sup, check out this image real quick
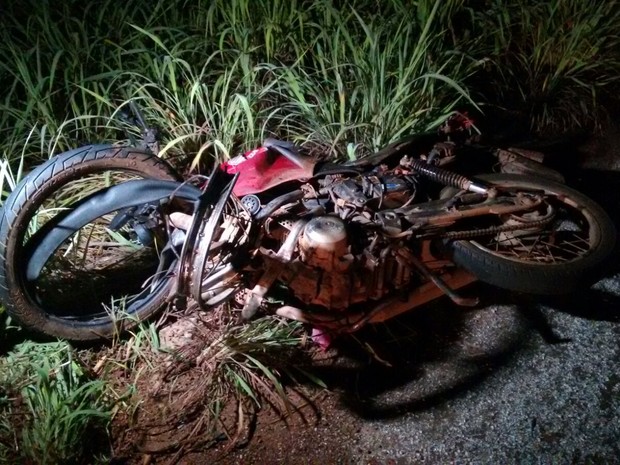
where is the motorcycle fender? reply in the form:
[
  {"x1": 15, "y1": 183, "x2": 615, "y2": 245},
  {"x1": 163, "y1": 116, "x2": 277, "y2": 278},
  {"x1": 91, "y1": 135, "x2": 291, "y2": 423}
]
[
  {"x1": 25, "y1": 180, "x2": 201, "y2": 281},
  {"x1": 496, "y1": 148, "x2": 565, "y2": 183}
]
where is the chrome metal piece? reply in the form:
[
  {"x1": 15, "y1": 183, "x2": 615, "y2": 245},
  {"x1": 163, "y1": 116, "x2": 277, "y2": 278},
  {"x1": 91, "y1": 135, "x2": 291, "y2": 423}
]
[
  {"x1": 466, "y1": 181, "x2": 490, "y2": 195},
  {"x1": 240, "y1": 194, "x2": 261, "y2": 215},
  {"x1": 304, "y1": 216, "x2": 347, "y2": 246},
  {"x1": 299, "y1": 216, "x2": 349, "y2": 272}
]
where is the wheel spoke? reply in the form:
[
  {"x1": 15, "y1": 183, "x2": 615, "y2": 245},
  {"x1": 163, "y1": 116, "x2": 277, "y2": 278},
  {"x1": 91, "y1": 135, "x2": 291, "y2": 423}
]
[{"x1": 480, "y1": 226, "x2": 592, "y2": 263}]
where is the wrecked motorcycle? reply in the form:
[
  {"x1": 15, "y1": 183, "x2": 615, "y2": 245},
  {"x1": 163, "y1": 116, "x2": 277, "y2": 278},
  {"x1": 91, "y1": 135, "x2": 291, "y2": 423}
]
[{"x1": 0, "y1": 125, "x2": 615, "y2": 340}]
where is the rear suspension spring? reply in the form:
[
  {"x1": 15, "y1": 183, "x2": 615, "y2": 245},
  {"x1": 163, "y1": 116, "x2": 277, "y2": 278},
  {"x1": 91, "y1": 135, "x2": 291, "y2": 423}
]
[{"x1": 407, "y1": 158, "x2": 488, "y2": 194}]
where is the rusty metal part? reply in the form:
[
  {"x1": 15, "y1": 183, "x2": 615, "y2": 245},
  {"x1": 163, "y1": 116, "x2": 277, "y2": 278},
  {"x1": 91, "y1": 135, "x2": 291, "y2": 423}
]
[
  {"x1": 282, "y1": 231, "x2": 419, "y2": 310},
  {"x1": 363, "y1": 269, "x2": 477, "y2": 326},
  {"x1": 405, "y1": 193, "x2": 546, "y2": 228},
  {"x1": 439, "y1": 208, "x2": 554, "y2": 240},
  {"x1": 499, "y1": 147, "x2": 545, "y2": 163},
  {"x1": 241, "y1": 219, "x2": 308, "y2": 319},
  {"x1": 332, "y1": 179, "x2": 367, "y2": 206},
  {"x1": 425, "y1": 141, "x2": 456, "y2": 165},
  {"x1": 274, "y1": 268, "x2": 477, "y2": 332},
  {"x1": 280, "y1": 187, "x2": 554, "y2": 314},
  {"x1": 396, "y1": 249, "x2": 478, "y2": 307}
]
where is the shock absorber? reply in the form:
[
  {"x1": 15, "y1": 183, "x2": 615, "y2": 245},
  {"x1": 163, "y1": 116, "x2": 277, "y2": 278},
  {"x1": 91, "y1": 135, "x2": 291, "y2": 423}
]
[{"x1": 402, "y1": 157, "x2": 489, "y2": 194}]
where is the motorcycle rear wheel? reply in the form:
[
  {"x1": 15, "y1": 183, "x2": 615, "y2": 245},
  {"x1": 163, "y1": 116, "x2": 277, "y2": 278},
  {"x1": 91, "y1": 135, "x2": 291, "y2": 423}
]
[
  {"x1": 446, "y1": 174, "x2": 615, "y2": 294},
  {"x1": 0, "y1": 145, "x2": 180, "y2": 340}
]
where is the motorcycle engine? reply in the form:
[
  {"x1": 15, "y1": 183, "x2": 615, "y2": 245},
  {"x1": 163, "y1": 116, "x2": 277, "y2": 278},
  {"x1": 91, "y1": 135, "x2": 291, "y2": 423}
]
[
  {"x1": 280, "y1": 216, "x2": 355, "y2": 309},
  {"x1": 279, "y1": 172, "x2": 419, "y2": 310}
]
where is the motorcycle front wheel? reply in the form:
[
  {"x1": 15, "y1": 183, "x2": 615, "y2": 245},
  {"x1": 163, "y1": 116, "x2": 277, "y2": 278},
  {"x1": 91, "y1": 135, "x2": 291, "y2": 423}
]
[
  {"x1": 0, "y1": 145, "x2": 181, "y2": 340},
  {"x1": 445, "y1": 174, "x2": 615, "y2": 294}
]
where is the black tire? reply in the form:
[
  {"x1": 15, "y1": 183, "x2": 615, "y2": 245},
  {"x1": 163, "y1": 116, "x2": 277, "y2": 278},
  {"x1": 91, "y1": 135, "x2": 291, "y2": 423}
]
[
  {"x1": 446, "y1": 174, "x2": 616, "y2": 294},
  {"x1": 0, "y1": 145, "x2": 180, "y2": 340}
]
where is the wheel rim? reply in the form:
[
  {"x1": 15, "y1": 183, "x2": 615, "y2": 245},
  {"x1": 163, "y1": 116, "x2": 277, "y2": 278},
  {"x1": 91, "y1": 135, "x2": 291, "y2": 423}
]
[{"x1": 468, "y1": 190, "x2": 600, "y2": 265}]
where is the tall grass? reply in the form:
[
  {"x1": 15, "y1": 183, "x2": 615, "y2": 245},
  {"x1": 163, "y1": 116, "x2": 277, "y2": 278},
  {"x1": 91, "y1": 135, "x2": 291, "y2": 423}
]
[
  {"x1": 0, "y1": 0, "x2": 476, "y2": 170},
  {"x1": 271, "y1": 0, "x2": 476, "y2": 158},
  {"x1": 466, "y1": 0, "x2": 620, "y2": 134},
  {"x1": 2, "y1": 0, "x2": 619, "y2": 172},
  {"x1": 0, "y1": 342, "x2": 112, "y2": 464}
]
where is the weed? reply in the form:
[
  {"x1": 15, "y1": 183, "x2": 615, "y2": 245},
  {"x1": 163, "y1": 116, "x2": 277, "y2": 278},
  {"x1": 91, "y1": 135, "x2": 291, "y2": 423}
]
[
  {"x1": 0, "y1": 341, "x2": 112, "y2": 464},
  {"x1": 466, "y1": 0, "x2": 620, "y2": 134},
  {"x1": 0, "y1": 0, "x2": 477, "y2": 172}
]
